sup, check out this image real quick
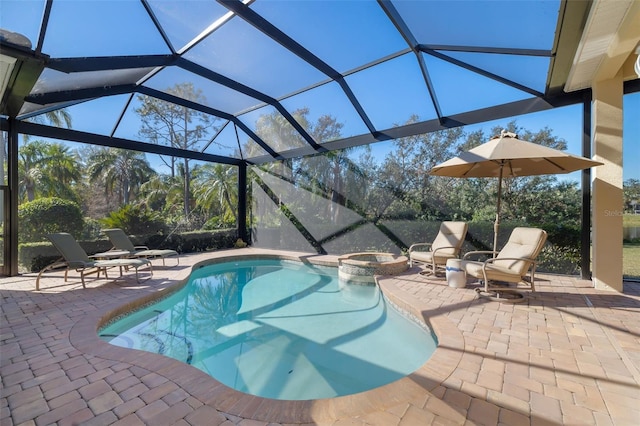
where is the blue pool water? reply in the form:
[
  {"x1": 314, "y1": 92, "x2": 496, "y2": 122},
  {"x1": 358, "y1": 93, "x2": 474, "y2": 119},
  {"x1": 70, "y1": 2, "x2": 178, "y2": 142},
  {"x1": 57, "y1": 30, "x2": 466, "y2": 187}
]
[{"x1": 100, "y1": 259, "x2": 437, "y2": 400}]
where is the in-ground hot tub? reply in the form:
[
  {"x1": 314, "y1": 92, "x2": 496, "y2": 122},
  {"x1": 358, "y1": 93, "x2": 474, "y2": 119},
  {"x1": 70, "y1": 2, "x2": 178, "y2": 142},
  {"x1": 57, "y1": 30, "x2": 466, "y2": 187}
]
[{"x1": 338, "y1": 252, "x2": 409, "y2": 284}]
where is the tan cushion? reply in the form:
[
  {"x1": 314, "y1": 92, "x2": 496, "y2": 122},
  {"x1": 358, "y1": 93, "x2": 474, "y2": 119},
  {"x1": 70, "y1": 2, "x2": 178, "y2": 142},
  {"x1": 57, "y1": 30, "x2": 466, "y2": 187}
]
[
  {"x1": 462, "y1": 227, "x2": 547, "y2": 282},
  {"x1": 411, "y1": 250, "x2": 456, "y2": 265},
  {"x1": 462, "y1": 260, "x2": 523, "y2": 283},
  {"x1": 496, "y1": 227, "x2": 547, "y2": 275},
  {"x1": 431, "y1": 221, "x2": 468, "y2": 256}
]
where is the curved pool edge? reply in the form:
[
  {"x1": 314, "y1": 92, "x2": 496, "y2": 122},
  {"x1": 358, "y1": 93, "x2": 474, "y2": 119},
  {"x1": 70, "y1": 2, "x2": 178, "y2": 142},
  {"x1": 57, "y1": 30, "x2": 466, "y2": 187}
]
[{"x1": 69, "y1": 250, "x2": 464, "y2": 424}]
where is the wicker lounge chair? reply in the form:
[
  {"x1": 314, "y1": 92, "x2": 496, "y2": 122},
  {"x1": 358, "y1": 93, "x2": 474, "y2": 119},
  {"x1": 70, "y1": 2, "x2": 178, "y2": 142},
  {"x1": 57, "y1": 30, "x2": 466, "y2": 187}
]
[
  {"x1": 36, "y1": 233, "x2": 152, "y2": 290},
  {"x1": 408, "y1": 221, "x2": 468, "y2": 276},
  {"x1": 462, "y1": 227, "x2": 547, "y2": 293},
  {"x1": 102, "y1": 228, "x2": 179, "y2": 266}
]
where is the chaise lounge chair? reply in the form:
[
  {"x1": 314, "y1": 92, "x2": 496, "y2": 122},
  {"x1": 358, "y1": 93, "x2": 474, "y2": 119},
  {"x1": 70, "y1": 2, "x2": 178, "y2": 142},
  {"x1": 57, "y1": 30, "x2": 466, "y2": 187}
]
[
  {"x1": 461, "y1": 227, "x2": 547, "y2": 293},
  {"x1": 36, "y1": 233, "x2": 153, "y2": 290},
  {"x1": 102, "y1": 228, "x2": 179, "y2": 266},
  {"x1": 408, "y1": 221, "x2": 468, "y2": 276}
]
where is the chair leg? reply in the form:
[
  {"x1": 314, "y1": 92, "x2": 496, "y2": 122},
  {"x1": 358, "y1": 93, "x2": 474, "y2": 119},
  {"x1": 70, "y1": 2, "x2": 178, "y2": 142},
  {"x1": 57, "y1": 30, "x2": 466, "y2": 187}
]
[
  {"x1": 36, "y1": 268, "x2": 51, "y2": 291},
  {"x1": 161, "y1": 255, "x2": 180, "y2": 267},
  {"x1": 529, "y1": 266, "x2": 536, "y2": 292},
  {"x1": 134, "y1": 262, "x2": 153, "y2": 282},
  {"x1": 35, "y1": 261, "x2": 69, "y2": 291},
  {"x1": 35, "y1": 272, "x2": 44, "y2": 291}
]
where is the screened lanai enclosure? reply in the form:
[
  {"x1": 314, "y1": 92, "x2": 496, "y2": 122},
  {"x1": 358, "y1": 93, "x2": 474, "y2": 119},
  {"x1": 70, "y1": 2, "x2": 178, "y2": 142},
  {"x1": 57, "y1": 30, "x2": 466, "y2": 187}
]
[{"x1": 1, "y1": 1, "x2": 639, "y2": 282}]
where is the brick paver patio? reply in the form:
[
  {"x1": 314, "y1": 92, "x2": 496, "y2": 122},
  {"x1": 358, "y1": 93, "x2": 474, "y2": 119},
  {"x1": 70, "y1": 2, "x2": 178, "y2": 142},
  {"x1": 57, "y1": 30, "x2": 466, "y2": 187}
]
[{"x1": 1, "y1": 248, "x2": 639, "y2": 425}]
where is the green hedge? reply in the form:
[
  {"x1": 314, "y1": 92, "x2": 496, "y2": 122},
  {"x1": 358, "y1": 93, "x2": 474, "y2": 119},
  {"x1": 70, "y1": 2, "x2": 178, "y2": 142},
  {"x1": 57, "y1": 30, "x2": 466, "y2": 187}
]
[
  {"x1": 19, "y1": 239, "x2": 113, "y2": 273},
  {"x1": 254, "y1": 220, "x2": 583, "y2": 275},
  {"x1": 19, "y1": 229, "x2": 238, "y2": 273},
  {"x1": 139, "y1": 229, "x2": 237, "y2": 253},
  {"x1": 18, "y1": 197, "x2": 84, "y2": 243}
]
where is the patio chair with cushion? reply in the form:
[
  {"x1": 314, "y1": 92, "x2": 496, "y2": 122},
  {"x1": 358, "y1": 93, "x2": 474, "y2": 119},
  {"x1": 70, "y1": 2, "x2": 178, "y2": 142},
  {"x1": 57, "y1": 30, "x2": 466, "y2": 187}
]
[
  {"x1": 408, "y1": 221, "x2": 468, "y2": 276},
  {"x1": 102, "y1": 228, "x2": 179, "y2": 266},
  {"x1": 36, "y1": 233, "x2": 152, "y2": 290},
  {"x1": 461, "y1": 227, "x2": 547, "y2": 293}
]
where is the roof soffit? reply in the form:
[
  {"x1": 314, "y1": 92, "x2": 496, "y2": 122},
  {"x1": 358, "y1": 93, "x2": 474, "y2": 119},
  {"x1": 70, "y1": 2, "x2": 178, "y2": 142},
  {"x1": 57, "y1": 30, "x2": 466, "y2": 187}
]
[{"x1": 565, "y1": 0, "x2": 640, "y2": 92}]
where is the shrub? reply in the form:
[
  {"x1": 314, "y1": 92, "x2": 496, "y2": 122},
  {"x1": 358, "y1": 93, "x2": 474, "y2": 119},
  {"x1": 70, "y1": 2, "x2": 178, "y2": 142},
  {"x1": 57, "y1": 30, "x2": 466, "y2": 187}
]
[
  {"x1": 18, "y1": 242, "x2": 61, "y2": 272},
  {"x1": 142, "y1": 229, "x2": 237, "y2": 252},
  {"x1": 203, "y1": 215, "x2": 236, "y2": 230},
  {"x1": 19, "y1": 239, "x2": 114, "y2": 272},
  {"x1": 18, "y1": 197, "x2": 84, "y2": 243},
  {"x1": 80, "y1": 217, "x2": 103, "y2": 240},
  {"x1": 100, "y1": 204, "x2": 167, "y2": 235}
]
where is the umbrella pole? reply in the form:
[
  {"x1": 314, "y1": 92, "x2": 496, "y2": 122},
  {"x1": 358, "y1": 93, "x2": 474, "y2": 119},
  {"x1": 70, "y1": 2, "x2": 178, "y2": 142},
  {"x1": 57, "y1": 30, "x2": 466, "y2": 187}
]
[{"x1": 493, "y1": 164, "x2": 504, "y2": 257}]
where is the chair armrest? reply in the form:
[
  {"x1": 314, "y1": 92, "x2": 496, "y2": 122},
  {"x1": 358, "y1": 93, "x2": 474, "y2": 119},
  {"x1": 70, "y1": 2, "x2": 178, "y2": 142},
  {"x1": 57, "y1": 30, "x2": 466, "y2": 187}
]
[
  {"x1": 409, "y1": 242, "x2": 433, "y2": 253},
  {"x1": 431, "y1": 246, "x2": 460, "y2": 257},
  {"x1": 483, "y1": 256, "x2": 536, "y2": 266},
  {"x1": 475, "y1": 256, "x2": 540, "y2": 292},
  {"x1": 40, "y1": 258, "x2": 67, "y2": 272},
  {"x1": 134, "y1": 245, "x2": 149, "y2": 250},
  {"x1": 463, "y1": 250, "x2": 494, "y2": 260}
]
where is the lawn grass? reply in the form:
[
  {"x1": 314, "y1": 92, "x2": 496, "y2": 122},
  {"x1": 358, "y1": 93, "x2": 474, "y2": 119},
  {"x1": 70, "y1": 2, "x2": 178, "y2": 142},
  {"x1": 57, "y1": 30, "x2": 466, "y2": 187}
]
[
  {"x1": 623, "y1": 244, "x2": 640, "y2": 278},
  {"x1": 622, "y1": 215, "x2": 640, "y2": 278},
  {"x1": 623, "y1": 214, "x2": 640, "y2": 226}
]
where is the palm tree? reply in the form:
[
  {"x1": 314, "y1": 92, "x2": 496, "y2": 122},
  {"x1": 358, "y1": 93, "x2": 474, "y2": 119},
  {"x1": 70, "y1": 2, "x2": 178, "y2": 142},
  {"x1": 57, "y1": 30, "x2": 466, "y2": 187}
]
[
  {"x1": 139, "y1": 174, "x2": 174, "y2": 212},
  {"x1": 17, "y1": 140, "x2": 80, "y2": 202},
  {"x1": 144, "y1": 169, "x2": 191, "y2": 218},
  {"x1": 18, "y1": 140, "x2": 45, "y2": 201},
  {"x1": 2, "y1": 109, "x2": 73, "y2": 186},
  {"x1": 41, "y1": 143, "x2": 81, "y2": 200},
  {"x1": 28, "y1": 109, "x2": 73, "y2": 129},
  {"x1": 87, "y1": 148, "x2": 155, "y2": 206},
  {"x1": 193, "y1": 163, "x2": 238, "y2": 223}
]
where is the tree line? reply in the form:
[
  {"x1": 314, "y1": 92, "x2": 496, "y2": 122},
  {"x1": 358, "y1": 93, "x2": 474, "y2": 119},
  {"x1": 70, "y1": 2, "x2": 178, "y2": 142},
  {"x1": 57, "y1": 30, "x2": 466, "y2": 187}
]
[
  {"x1": 17, "y1": 141, "x2": 238, "y2": 241},
  {"x1": 11, "y1": 82, "x2": 639, "y2": 250}
]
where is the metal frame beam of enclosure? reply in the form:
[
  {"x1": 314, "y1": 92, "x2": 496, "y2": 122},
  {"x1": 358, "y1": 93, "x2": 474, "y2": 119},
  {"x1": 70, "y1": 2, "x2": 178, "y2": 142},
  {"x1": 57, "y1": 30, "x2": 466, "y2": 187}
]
[
  {"x1": 217, "y1": 0, "x2": 377, "y2": 136},
  {"x1": 135, "y1": 86, "x2": 282, "y2": 160},
  {"x1": 581, "y1": 97, "x2": 592, "y2": 281},
  {"x1": 245, "y1": 92, "x2": 593, "y2": 164},
  {"x1": 176, "y1": 58, "x2": 325, "y2": 153},
  {"x1": 378, "y1": 0, "x2": 444, "y2": 123},
  {"x1": 7, "y1": 119, "x2": 19, "y2": 276},
  {"x1": 1, "y1": 185, "x2": 9, "y2": 275},
  {"x1": 13, "y1": 121, "x2": 244, "y2": 166},
  {"x1": 237, "y1": 162, "x2": 247, "y2": 244}
]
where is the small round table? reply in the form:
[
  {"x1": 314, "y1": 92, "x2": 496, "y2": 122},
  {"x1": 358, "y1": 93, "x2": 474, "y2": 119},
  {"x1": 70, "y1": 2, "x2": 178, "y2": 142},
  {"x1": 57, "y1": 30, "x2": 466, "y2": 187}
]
[{"x1": 445, "y1": 259, "x2": 467, "y2": 288}]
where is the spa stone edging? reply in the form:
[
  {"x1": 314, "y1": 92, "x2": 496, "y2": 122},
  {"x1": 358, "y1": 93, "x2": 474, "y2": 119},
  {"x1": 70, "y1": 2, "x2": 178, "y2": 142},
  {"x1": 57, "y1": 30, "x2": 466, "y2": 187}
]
[
  {"x1": 338, "y1": 252, "x2": 409, "y2": 284},
  {"x1": 69, "y1": 251, "x2": 464, "y2": 424}
]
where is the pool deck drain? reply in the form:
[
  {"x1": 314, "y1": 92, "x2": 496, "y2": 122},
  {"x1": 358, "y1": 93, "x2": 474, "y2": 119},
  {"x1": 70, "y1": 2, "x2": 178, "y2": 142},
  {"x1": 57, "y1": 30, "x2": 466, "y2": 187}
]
[{"x1": 2, "y1": 247, "x2": 639, "y2": 425}]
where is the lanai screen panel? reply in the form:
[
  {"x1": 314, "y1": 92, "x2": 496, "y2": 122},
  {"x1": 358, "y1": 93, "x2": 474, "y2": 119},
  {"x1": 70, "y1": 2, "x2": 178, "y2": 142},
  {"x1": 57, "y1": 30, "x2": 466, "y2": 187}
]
[{"x1": 2, "y1": 0, "x2": 563, "y2": 163}]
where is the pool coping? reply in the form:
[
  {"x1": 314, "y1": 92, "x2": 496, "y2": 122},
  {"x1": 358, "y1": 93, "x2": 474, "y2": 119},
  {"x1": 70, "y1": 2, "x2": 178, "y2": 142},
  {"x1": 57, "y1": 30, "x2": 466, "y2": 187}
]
[{"x1": 68, "y1": 252, "x2": 465, "y2": 423}]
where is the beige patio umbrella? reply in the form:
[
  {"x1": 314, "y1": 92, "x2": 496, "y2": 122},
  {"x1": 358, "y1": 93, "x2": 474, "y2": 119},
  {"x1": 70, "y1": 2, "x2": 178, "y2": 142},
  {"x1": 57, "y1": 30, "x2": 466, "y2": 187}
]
[{"x1": 429, "y1": 130, "x2": 603, "y2": 255}]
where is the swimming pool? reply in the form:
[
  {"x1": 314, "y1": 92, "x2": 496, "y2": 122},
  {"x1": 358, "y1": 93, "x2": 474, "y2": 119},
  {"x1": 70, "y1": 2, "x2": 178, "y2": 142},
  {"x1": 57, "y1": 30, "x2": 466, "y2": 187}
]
[{"x1": 99, "y1": 258, "x2": 437, "y2": 400}]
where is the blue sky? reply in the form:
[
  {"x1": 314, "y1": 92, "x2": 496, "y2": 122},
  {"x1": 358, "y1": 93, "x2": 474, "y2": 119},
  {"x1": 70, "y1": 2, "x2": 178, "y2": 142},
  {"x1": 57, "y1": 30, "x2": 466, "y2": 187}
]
[
  {"x1": 367, "y1": 93, "x2": 640, "y2": 182},
  {"x1": 2, "y1": 0, "x2": 638, "y2": 181}
]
